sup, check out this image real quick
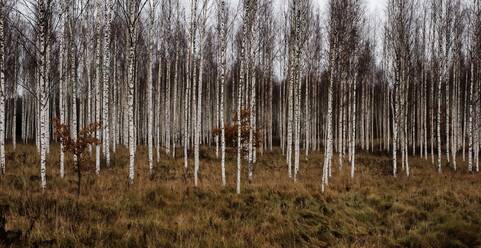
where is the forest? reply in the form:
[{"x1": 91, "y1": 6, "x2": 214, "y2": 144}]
[{"x1": 0, "y1": 0, "x2": 480, "y2": 246}]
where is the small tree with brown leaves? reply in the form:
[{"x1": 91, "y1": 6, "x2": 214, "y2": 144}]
[
  {"x1": 213, "y1": 108, "x2": 261, "y2": 155},
  {"x1": 53, "y1": 118, "x2": 101, "y2": 197}
]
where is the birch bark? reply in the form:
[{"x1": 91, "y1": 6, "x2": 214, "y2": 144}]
[
  {"x1": 95, "y1": 0, "x2": 102, "y2": 174},
  {"x1": 147, "y1": 0, "x2": 155, "y2": 175},
  {"x1": 0, "y1": 0, "x2": 5, "y2": 174},
  {"x1": 102, "y1": 0, "x2": 114, "y2": 167},
  {"x1": 237, "y1": 0, "x2": 251, "y2": 194},
  {"x1": 218, "y1": 0, "x2": 227, "y2": 186},
  {"x1": 127, "y1": 0, "x2": 138, "y2": 184}
]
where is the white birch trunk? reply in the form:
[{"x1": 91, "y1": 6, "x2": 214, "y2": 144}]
[
  {"x1": 194, "y1": 29, "x2": 205, "y2": 187},
  {"x1": 127, "y1": 1, "x2": 137, "y2": 184},
  {"x1": 38, "y1": 0, "x2": 48, "y2": 189},
  {"x1": 95, "y1": 0, "x2": 102, "y2": 175},
  {"x1": 0, "y1": 2, "x2": 5, "y2": 174},
  {"x1": 219, "y1": 0, "x2": 227, "y2": 187},
  {"x1": 147, "y1": 1, "x2": 155, "y2": 175},
  {"x1": 184, "y1": 0, "x2": 197, "y2": 172},
  {"x1": 248, "y1": 57, "x2": 256, "y2": 182},
  {"x1": 468, "y1": 61, "x2": 474, "y2": 172},
  {"x1": 322, "y1": 45, "x2": 335, "y2": 192},
  {"x1": 286, "y1": 55, "x2": 294, "y2": 178},
  {"x1": 437, "y1": 72, "x2": 442, "y2": 173},
  {"x1": 102, "y1": 0, "x2": 113, "y2": 167},
  {"x1": 350, "y1": 72, "x2": 357, "y2": 179},
  {"x1": 237, "y1": 0, "x2": 250, "y2": 194},
  {"x1": 172, "y1": 41, "x2": 179, "y2": 158},
  {"x1": 58, "y1": 6, "x2": 65, "y2": 177},
  {"x1": 393, "y1": 82, "x2": 399, "y2": 177}
]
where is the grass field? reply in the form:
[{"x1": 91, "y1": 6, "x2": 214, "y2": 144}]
[{"x1": 0, "y1": 144, "x2": 480, "y2": 247}]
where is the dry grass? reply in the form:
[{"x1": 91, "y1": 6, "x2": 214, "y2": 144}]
[{"x1": 0, "y1": 144, "x2": 481, "y2": 247}]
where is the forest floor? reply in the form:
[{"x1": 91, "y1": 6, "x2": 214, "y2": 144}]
[{"x1": 0, "y1": 144, "x2": 480, "y2": 247}]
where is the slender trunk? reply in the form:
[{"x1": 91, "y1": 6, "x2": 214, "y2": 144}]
[
  {"x1": 0, "y1": 1, "x2": 5, "y2": 174},
  {"x1": 322, "y1": 45, "x2": 335, "y2": 192},
  {"x1": 147, "y1": 7, "x2": 154, "y2": 175},
  {"x1": 127, "y1": 1, "x2": 137, "y2": 184},
  {"x1": 237, "y1": 0, "x2": 251, "y2": 194},
  {"x1": 468, "y1": 61, "x2": 474, "y2": 172},
  {"x1": 350, "y1": 71, "x2": 357, "y2": 179},
  {"x1": 95, "y1": 0, "x2": 102, "y2": 174},
  {"x1": 38, "y1": 0, "x2": 48, "y2": 189},
  {"x1": 194, "y1": 30, "x2": 205, "y2": 187},
  {"x1": 248, "y1": 54, "x2": 256, "y2": 182},
  {"x1": 437, "y1": 71, "x2": 442, "y2": 173},
  {"x1": 172, "y1": 42, "x2": 179, "y2": 158},
  {"x1": 58, "y1": 3, "x2": 66, "y2": 178},
  {"x1": 102, "y1": 0, "x2": 113, "y2": 167},
  {"x1": 219, "y1": 0, "x2": 227, "y2": 187}
]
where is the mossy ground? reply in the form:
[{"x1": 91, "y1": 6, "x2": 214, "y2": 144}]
[{"x1": 0, "y1": 144, "x2": 480, "y2": 247}]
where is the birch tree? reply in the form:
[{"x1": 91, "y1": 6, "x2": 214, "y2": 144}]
[
  {"x1": 194, "y1": 0, "x2": 209, "y2": 187},
  {"x1": 217, "y1": 0, "x2": 227, "y2": 186},
  {"x1": 184, "y1": 0, "x2": 197, "y2": 173},
  {"x1": 237, "y1": 0, "x2": 255, "y2": 194},
  {"x1": 124, "y1": 0, "x2": 141, "y2": 184},
  {"x1": 322, "y1": 0, "x2": 339, "y2": 192},
  {"x1": 147, "y1": 0, "x2": 156, "y2": 175},
  {"x1": 37, "y1": 0, "x2": 51, "y2": 189},
  {"x1": 102, "y1": 0, "x2": 114, "y2": 167},
  {"x1": 0, "y1": 0, "x2": 5, "y2": 175},
  {"x1": 94, "y1": 0, "x2": 102, "y2": 174}
]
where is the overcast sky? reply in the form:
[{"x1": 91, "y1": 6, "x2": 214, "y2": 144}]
[
  {"x1": 360, "y1": 0, "x2": 387, "y2": 13},
  {"x1": 234, "y1": 0, "x2": 388, "y2": 16},
  {"x1": 310, "y1": 0, "x2": 386, "y2": 14},
  {"x1": 176, "y1": 0, "x2": 389, "y2": 80},
  {"x1": 179, "y1": 0, "x2": 388, "y2": 19}
]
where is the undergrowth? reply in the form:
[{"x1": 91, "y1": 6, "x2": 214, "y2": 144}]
[{"x1": 0, "y1": 144, "x2": 480, "y2": 247}]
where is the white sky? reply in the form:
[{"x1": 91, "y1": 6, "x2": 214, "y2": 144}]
[
  {"x1": 361, "y1": 0, "x2": 387, "y2": 14},
  {"x1": 310, "y1": 0, "x2": 386, "y2": 13},
  {"x1": 176, "y1": 0, "x2": 388, "y2": 79},
  {"x1": 179, "y1": 0, "x2": 388, "y2": 18}
]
